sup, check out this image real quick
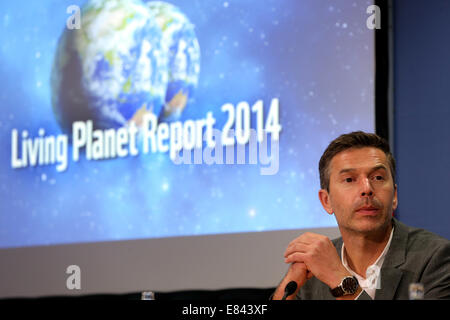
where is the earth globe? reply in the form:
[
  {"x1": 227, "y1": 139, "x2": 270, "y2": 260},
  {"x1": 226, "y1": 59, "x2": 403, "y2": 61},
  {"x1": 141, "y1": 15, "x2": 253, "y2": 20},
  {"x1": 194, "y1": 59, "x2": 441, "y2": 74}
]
[
  {"x1": 51, "y1": 0, "x2": 200, "y2": 134},
  {"x1": 51, "y1": 0, "x2": 168, "y2": 133}
]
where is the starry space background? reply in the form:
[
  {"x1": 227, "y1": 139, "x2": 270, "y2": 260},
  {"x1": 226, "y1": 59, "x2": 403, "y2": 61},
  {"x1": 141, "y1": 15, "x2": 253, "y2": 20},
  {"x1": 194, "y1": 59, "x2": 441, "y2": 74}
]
[{"x1": 0, "y1": 0, "x2": 374, "y2": 248}]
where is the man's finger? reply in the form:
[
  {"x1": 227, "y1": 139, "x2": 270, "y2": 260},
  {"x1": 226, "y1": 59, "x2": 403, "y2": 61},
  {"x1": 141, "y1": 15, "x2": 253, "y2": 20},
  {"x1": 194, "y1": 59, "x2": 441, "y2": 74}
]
[
  {"x1": 284, "y1": 252, "x2": 307, "y2": 264},
  {"x1": 284, "y1": 242, "x2": 309, "y2": 258},
  {"x1": 287, "y1": 232, "x2": 324, "y2": 248}
]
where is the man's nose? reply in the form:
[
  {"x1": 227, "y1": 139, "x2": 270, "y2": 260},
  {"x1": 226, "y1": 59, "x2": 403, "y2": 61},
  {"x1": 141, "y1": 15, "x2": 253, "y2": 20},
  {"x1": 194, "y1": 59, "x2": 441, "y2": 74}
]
[{"x1": 360, "y1": 178, "x2": 374, "y2": 197}]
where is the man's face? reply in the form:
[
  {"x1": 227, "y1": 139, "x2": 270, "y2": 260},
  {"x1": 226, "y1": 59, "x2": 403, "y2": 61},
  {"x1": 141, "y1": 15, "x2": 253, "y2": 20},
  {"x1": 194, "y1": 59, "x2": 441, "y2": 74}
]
[{"x1": 319, "y1": 147, "x2": 398, "y2": 235}]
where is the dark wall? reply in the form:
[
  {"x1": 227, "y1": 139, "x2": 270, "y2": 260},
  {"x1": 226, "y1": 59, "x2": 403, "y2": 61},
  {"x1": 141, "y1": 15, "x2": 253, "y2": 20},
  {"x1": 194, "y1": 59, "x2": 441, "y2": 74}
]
[{"x1": 393, "y1": 0, "x2": 450, "y2": 239}]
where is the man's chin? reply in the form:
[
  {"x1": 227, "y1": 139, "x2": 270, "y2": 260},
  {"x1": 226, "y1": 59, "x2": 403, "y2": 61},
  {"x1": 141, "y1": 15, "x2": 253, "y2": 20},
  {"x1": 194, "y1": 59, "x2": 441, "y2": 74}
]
[{"x1": 350, "y1": 215, "x2": 391, "y2": 235}]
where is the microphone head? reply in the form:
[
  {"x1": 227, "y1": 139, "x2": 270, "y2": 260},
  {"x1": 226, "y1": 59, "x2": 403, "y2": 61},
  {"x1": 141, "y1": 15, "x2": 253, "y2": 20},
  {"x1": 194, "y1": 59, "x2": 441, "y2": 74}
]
[{"x1": 285, "y1": 281, "x2": 298, "y2": 296}]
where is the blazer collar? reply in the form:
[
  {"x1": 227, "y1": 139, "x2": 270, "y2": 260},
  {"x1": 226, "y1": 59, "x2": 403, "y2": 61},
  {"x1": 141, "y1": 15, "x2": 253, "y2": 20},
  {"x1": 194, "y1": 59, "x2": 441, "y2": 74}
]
[
  {"x1": 382, "y1": 217, "x2": 408, "y2": 268},
  {"x1": 374, "y1": 218, "x2": 409, "y2": 299}
]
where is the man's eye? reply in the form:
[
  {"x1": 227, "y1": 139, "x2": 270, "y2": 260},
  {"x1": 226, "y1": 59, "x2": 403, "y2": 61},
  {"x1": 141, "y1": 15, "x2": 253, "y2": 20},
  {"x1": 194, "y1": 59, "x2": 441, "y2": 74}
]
[
  {"x1": 374, "y1": 175, "x2": 384, "y2": 181},
  {"x1": 345, "y1": 178, "x2": 353, "y2": 183}
]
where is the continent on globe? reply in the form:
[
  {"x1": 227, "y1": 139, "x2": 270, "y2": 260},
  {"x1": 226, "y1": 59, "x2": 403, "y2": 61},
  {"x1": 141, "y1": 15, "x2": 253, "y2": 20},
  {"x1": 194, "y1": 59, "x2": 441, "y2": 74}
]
[
  {"x1": 163, "y1": 91, "x2": 188, "y2": 119},
  {"x1": 147, "y1": 1, "x2": 200, "y2": 122}
]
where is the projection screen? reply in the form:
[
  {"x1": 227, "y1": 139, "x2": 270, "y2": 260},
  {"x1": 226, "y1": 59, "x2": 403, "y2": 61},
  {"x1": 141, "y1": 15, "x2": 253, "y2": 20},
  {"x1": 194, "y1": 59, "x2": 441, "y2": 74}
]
[{"x1": 0, "y1": 0, "x2": 375, "y2": 298}]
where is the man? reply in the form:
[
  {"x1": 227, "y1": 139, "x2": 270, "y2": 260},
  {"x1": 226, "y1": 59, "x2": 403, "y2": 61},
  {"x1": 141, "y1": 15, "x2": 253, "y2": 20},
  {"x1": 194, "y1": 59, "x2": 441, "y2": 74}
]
[{"x1": 272, "y1": 131, "x2": 450, "y2": 300}]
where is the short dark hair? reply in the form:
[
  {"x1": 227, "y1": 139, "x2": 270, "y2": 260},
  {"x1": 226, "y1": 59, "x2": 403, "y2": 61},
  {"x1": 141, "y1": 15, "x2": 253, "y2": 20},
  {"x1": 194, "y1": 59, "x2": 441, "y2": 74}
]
[{"x1": 319, "y1": 131, "x2": 396, "y2": 191}]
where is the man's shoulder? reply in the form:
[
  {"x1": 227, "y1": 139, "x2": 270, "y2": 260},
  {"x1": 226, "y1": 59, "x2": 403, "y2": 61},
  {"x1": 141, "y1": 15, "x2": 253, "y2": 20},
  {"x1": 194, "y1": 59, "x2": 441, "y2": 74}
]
[
  {"x1": 392, "y1": 218, "x2": 450, "y2": 299},
  {"x1": 395, "y1": 218, "x2": 450, "y2": 254}
]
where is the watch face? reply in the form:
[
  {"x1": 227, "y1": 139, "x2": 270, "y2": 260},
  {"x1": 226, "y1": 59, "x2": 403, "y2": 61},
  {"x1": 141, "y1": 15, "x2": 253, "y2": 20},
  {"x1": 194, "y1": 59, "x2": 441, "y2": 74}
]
[{"x1": 342, "y1": 277, "x2": 358, "y2": 294}]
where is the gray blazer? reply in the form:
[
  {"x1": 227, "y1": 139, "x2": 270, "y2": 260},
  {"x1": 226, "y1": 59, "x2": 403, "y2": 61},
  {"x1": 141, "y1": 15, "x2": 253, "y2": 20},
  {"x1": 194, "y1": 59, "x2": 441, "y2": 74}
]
[{"x1": 296, "y1": 218, "x2": 450, "y2": 300}]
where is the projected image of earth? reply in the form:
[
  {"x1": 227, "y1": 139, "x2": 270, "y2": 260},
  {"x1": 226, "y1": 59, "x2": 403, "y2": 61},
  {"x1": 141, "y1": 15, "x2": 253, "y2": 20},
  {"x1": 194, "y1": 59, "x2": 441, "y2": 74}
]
[
  {"x1": 52, "y1": 0, "x2": 200, "y2": 132},
  {"x1": 0, "y1": 0, "x2": 375, "y2": 248}
]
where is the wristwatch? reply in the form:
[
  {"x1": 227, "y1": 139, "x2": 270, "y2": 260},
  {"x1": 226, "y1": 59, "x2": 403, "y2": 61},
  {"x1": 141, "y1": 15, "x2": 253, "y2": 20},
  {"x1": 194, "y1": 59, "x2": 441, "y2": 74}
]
[{"x1": 330, "y1": 276, "x2": 359, "y2": 297}]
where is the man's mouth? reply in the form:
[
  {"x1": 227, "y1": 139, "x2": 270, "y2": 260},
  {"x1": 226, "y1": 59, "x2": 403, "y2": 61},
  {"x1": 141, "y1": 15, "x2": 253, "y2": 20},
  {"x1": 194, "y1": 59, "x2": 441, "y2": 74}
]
[{"x1": 355, "y1": 206, "x2": 380, "y2": 216}]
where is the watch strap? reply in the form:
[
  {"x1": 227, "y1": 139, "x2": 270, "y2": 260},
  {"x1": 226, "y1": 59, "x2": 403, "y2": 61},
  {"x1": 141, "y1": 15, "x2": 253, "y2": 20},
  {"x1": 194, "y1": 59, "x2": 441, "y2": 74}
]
[{"x1": 330, "y1": 284, "x2": 345, "y2": 297}]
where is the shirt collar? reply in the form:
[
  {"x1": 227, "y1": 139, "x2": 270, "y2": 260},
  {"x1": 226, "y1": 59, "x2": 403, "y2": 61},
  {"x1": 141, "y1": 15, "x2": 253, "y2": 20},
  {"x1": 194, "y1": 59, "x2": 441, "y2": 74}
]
[{"x1": 341, "y1": 226, "x2": 395, "y2": 277}]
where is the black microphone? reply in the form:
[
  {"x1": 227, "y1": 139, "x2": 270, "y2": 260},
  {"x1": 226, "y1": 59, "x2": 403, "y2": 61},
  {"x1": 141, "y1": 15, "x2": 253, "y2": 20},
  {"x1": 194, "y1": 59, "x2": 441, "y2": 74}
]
[{"x1": 281, "y1": 281, "x2": 298, "y2": 300}]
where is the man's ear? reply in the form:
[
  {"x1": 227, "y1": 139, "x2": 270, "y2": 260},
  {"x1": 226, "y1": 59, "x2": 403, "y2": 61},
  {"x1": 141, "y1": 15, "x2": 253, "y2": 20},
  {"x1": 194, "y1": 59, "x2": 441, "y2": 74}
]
[
  {"x1": 318, "y1": 189, "x2": 334, "y2": 215},
  {"x1": 392, "y1": 184, "x2": 398, "y2": 210}
]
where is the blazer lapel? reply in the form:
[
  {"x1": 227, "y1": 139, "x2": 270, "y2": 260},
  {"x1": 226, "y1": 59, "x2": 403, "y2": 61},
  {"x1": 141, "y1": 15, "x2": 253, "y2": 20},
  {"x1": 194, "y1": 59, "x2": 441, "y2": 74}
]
[
  {"x1": 376, "y1": 267, "x2": 403, "y2": 299},
  {"x1": 374, "y1": 218, "x2": 408, "y2": 300}
]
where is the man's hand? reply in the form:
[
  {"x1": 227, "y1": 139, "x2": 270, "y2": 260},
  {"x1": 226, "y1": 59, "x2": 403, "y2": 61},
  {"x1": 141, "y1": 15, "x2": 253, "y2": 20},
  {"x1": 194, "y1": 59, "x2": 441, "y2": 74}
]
[
  {"x1": 271, "y1": 262, "x2": 309, "y2": 300},
  {"x1": 284, "y1": 232, "x2": 350, "y2": 289}
]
